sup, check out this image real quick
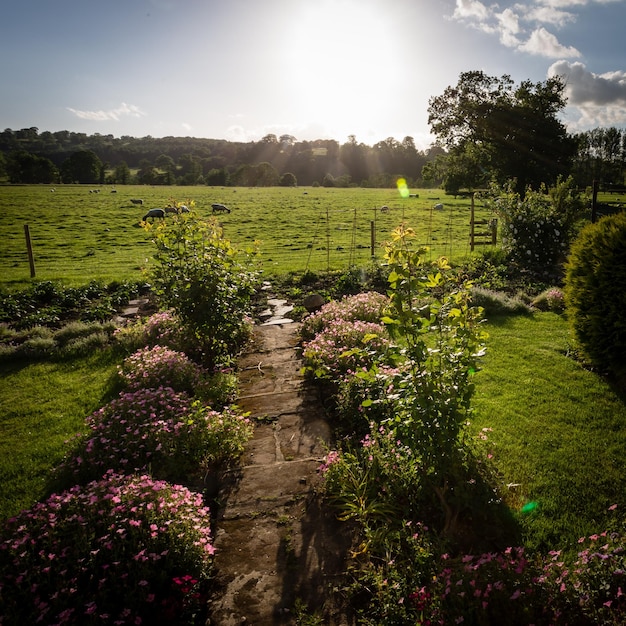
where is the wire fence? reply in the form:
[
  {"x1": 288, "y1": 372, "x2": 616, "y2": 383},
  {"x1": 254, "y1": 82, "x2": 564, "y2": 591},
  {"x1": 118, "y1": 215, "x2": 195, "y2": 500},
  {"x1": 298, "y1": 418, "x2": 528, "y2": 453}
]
[{"x1": 227, "y1": 200, "x2": 497, "y2": 275}]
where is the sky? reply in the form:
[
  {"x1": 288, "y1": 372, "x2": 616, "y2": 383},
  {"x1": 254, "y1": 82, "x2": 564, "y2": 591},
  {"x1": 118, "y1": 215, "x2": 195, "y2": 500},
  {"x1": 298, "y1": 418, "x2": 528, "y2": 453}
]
[{"x1": 1, "y1": 0, "x2": 625, "y2": 149}]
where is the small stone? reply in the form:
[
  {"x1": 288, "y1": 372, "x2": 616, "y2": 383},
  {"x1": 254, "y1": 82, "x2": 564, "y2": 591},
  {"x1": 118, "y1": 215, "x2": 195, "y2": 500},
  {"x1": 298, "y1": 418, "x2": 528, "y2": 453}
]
[{"x1": 303, "y1": 293, "x2": 325, "y2": 312}]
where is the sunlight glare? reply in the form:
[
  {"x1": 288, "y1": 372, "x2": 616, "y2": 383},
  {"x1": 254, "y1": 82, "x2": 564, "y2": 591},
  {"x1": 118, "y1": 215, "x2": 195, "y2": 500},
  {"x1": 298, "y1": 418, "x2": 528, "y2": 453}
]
[{"x1": 281, "y1": 0, "x2": 401, "y2": 137}]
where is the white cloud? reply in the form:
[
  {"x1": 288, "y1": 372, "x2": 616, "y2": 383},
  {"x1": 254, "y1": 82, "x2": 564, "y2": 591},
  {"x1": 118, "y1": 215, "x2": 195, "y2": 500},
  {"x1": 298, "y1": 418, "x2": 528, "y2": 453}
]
[
  {"x1": 496, "y1": 8, "x2": 522, "y2": 47},
  {"x1": 549, "y1": 60, "x2": 626, "y2": 104},
  {"x1": 67, "y1": 102, "x2": 145, "y2": 122},
  {"x1": 451, "y1": 0, "x2": 591, "y2": 58},
  {"x1": 521, "y1": 5, "x2": 577, "y2": 27},
  {"x1": 548, "y1": 60, "x2": 626, "y2": 129},
  {"x1": 453, "y1": 0, "x2": 491, "y2": 21},
  {"x1": 519, "y1": 27, "x2": 581, "y2": 58}
]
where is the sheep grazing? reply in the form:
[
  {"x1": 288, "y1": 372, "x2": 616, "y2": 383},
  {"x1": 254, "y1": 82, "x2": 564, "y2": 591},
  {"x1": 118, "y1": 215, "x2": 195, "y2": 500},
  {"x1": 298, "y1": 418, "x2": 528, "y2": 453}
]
[
  {"x1": 380, "y1": 205, "x2": 389, "y2": 213},
  {"x1": 433, "y1": 203, "x2": 444, "y2": 210},
  {"x1": 164, "y1": 205, "x2": 190, "y2": 215},
  {"x1": 211, "y1": 203, "x2": 231, "y2": 214},
  {"x1": 130, "y1": 198, "x2": 144, "y2": 205},
  {"x1": 143, "y1": 208, "x2": 165, "y2": 222}
]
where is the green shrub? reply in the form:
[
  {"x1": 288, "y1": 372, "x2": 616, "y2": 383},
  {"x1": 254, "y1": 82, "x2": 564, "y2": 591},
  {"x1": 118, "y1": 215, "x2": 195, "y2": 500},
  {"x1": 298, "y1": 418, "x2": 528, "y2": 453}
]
[
  {"x1": 145, "y1": 215, "x2": 259, "y2": 369},
  {"x1": 485, "y1": 177, "x2": 587, "y2": 278},
  {"x1": 564, "y1": 212, "x2": 626, "y2": 384}
]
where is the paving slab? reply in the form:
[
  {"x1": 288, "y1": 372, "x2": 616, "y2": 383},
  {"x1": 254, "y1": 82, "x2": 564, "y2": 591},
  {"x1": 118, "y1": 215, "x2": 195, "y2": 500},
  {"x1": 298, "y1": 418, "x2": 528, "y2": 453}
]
[{"x1": 208, "y1": 321, "x2": 351, "y2": 625}]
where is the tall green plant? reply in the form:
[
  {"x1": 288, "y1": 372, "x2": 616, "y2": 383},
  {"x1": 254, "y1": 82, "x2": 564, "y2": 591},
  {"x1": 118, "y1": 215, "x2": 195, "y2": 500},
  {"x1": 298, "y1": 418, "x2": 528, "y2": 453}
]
[
  {"x1": 144, "y1": 214, "x2": 259, "y2": 369},
  {"x1": 381, "y1": 225, "x2": 487, "y2": 530}
]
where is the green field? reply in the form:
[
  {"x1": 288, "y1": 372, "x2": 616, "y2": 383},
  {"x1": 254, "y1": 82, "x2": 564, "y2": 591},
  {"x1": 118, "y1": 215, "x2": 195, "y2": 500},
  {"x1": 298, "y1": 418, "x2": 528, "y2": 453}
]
[{"x1": 0, "y1": 185, "x2": 495, "y2": 288}]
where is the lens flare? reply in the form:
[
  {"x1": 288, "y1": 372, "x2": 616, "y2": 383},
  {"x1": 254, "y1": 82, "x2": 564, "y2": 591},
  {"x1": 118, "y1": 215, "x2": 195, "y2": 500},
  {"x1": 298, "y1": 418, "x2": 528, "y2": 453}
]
[
  {"x1": 396, "y1": 177, "x2": 410, "y2": 199},
  {"x1": 521, "y1": 501, "x2": 538, "y2": 514}
]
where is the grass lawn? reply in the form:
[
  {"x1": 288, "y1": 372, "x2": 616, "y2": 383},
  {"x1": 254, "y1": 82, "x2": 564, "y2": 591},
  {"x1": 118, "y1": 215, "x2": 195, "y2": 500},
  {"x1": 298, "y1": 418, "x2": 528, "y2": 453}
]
[
  {"x1": 0, "y1": 185, "x2": 492, "y2": 288},
  {"x1": 472, "y1": 312, "x2": 626, "y2": 554},
  {"x1": 0, "y1": 350, "x2": 120, "y2": 520}
]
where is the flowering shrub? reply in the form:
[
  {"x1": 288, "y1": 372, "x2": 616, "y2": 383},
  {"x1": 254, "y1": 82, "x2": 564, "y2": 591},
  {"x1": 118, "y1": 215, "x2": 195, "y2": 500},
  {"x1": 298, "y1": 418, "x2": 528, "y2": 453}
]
[
  {"x1": 113, "y1": 310, "x2": 188, "y2": 354},
  {"x1": 333, "y1": 363, "x2": 405, "y2": 436},
  {"x1": 300, "y1": 291, "x2": 389, "y2": 341},
  {"x1": 485, "y1": 177, "x2": 586, "y2": 278},
  {"x1": 435, "y1": 548, "x2": 548, "y2": 625},
  {"x1": 58, "y1": 386, "x2": 252, "y2": 485},
  {"x1": 143, "y1": 310, "x2": 180, "y2": 345},
  {"x1": 301, "y1": 319, "x2": 390, "y2": 380},
  {"x1": 0, "y1": 472, "x2": 214, "y2": 625},
  {"x1": 321, "y1": 425, "x2": 440, "y2": 624},
  {"x1": 322, "y1": 423, "x2": 428, "y2": 536},
  {"x1": 118, "y1": 345, "x2": 204, "y2": 394}
]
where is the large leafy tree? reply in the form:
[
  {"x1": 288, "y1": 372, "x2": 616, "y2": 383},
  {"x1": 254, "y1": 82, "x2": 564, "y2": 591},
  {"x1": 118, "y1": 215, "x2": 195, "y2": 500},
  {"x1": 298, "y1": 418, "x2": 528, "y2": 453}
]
[
  {"x1": 427, "y1": 71, "x2": 576, "y2": 194},
  {"x1": 60, "y1": 149, "x2": 102, "y2": 184},
  {"x1": 6, "y1": 151, "x2": 58, "y2": 183}
]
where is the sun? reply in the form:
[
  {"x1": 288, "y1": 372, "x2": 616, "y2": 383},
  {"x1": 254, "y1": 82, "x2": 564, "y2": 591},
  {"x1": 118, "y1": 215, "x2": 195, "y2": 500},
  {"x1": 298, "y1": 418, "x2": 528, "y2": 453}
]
[{"x1": 280, "y1": 0, "x2": 403, "y2": 137}]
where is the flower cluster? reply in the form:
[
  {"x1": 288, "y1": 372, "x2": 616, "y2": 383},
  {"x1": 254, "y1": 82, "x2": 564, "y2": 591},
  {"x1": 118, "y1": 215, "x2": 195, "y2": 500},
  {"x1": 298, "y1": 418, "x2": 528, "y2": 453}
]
[
  {"x1": 58, "y1": 386, "x2": 252, "y2": 485},
  {"x1": 0, "y1": 471, "x2": 214, "y2": 625},
  {"x1": 531, "y1": 286, "x2": 566, "y2": 313},
  {"x1": 541, "y1": 517, "x2": 626, "y2": 624},
  {"x1": 435, "y1": 547, "x2": 546, "y2": 625},
  {"x1": 142, "y1": 309, "x2": 182, "y2": 346},
  {"x1": 118, "y1": 345, "x2": 204, "y2": 394},
  {"x1": 301, "y1": 319, "x2": 390, "y2": 380},
  {"x1": 300, "y1": 291, "x2": 389, "y2": 340}
]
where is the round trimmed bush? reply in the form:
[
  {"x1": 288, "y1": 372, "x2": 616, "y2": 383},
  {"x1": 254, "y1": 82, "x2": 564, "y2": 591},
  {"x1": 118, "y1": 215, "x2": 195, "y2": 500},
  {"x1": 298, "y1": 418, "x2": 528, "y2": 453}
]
[{"x1": 564, "y1": 212, "x2": 626, "y2": 385}]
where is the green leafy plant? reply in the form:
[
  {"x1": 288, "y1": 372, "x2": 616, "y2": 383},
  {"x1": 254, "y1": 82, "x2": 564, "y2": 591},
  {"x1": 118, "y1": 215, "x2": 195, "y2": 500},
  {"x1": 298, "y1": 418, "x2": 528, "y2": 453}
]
[
  {"x1": 381, "y1": 225, "x2": 486, "y2": 494},
  {"x1": 144, "y1": 214, "x2": 259, "y2": 369}
]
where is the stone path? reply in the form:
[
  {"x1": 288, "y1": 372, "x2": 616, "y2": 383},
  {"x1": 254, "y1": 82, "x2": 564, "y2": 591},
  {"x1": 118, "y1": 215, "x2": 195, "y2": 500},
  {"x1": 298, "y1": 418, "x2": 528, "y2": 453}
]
[{"x1": 207, "y1": 311, "x2": 351, "y2": 625}]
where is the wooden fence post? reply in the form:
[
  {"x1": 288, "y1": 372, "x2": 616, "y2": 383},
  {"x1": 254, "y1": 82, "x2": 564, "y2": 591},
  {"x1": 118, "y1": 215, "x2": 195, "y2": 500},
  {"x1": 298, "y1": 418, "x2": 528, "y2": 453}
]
[
  {"x1": 370, "y1": 221, "x2": 375, "y2": 258},
  {"x1": 592, "y1": 180, "x2": 599, "y2": 223},
  {"x1": 24, "y1": 224, "x2": 36, "y2": 278}
]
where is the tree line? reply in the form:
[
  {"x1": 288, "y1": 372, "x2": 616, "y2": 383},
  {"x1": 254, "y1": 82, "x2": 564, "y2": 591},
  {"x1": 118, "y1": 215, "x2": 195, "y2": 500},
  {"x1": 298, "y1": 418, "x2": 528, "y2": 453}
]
[{"x1": 1, "y1": 72, "x2": 625, "y2": 191}]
